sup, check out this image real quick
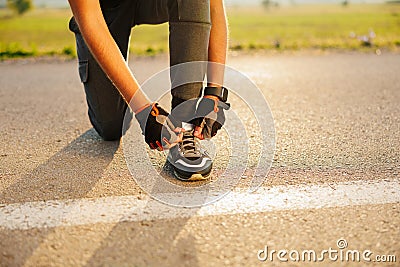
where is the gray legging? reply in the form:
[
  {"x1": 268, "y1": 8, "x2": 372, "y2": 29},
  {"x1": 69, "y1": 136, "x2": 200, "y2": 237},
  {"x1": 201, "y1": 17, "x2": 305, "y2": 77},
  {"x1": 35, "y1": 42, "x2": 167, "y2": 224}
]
[{"x1": 69, "y1": 0, "x2": 211, "y2": 141}]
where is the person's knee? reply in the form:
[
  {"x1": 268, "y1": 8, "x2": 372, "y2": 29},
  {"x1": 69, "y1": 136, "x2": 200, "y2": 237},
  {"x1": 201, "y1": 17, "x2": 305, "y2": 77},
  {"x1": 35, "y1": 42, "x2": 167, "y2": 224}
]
[
  {"x1": 98, "y1": 124, "x2": 123, "y2": 141},
  {"x1": 101, "y1": 130, "x2": 122, "y2": 141},
  {"x1": 91, "y1": 111, "x2": 132, "y2": 141},
  {"x1": 91, "y1": 119, "x2": 124, "y2": 141}
]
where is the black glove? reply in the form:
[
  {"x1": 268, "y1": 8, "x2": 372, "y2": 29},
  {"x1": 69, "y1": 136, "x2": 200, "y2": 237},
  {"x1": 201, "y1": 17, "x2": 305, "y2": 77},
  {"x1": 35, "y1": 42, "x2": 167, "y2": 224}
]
[
  {"x1": 135, "y1": 103, "x2": 182, "y2": 150},
  {"x1": 192, "y1": 96, "x2": 230, "y2": 139}
]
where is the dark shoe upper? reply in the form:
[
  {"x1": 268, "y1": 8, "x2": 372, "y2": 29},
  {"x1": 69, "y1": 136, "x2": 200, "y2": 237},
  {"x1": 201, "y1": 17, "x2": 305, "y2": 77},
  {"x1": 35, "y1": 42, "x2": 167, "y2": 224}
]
[{"x1": 167, "y1": 130, "x2": 212, "y2": 180}]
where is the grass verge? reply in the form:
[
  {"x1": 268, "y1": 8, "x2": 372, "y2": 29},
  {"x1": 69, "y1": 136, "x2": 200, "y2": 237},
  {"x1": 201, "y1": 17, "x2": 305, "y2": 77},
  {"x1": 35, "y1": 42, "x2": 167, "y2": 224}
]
[{"x1": 0, "y1": 4, "x2": 400, "y2": 59}]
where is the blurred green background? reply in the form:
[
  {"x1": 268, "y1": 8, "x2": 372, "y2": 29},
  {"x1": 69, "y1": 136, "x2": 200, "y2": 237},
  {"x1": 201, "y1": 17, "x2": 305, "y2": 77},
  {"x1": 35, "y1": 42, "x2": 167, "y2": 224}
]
[{"x1": 0, "y1": 1, "x2": 399, "y2": 59}]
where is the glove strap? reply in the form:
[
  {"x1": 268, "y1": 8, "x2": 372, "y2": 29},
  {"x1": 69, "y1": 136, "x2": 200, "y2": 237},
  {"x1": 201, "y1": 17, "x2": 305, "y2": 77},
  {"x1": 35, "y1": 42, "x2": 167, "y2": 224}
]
[
  {"x1": 204, "y1": 86, "x2": 229, "y2": 102},
  {"x1": 203, "y1": 95, "x2": 220, "y2": 112}
]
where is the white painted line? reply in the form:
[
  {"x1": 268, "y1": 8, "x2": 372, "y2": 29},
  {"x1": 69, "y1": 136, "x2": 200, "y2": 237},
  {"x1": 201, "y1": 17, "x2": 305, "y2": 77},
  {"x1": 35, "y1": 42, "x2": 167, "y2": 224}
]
[{"x1": 0, "y1": 179, "x2": 399, "y2": 230}]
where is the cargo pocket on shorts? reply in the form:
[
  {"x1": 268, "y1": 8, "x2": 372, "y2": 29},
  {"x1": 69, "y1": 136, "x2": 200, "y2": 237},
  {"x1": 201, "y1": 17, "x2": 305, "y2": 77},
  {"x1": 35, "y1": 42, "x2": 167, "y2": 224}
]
[
  {"x1": 176, "y1": 0, "x2": 182, "y2": 20},
  {"x1": 78, "y1": 60, "x2": 89, "y2": 83}
]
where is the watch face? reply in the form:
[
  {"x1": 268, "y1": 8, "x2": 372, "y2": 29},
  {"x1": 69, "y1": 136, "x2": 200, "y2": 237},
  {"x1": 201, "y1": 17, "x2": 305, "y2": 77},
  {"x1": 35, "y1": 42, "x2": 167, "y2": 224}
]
[{"x1": 221, "y1": 87, "x2": 228, "y2": 102}]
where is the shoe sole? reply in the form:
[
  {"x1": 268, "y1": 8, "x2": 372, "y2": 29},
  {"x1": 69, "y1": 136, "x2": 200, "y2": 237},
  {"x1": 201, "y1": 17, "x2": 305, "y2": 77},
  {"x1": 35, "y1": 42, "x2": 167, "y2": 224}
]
[{"x1": 173, "y1": 170, "x2": 211, "y2": 182}]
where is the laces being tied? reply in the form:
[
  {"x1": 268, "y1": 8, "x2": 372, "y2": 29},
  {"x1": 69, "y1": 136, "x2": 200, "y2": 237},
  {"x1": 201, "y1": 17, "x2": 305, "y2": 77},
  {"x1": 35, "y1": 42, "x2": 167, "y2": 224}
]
[{"x1": 180, "y1": 130, "x2": 201, "y2": 159}]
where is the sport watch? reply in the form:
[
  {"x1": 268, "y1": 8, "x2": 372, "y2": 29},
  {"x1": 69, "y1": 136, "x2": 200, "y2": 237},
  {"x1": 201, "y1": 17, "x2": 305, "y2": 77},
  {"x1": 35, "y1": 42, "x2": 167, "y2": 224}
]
[{"x1": 204, "y1": 86, "x2": 229, "y2": 102}]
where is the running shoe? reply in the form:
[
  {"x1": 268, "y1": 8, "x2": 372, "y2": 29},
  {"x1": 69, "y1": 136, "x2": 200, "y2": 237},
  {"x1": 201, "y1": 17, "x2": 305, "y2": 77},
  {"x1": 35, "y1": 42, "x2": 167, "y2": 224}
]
[{"x1": 167, "y1": 129, "x2": 212, "y2": 181}]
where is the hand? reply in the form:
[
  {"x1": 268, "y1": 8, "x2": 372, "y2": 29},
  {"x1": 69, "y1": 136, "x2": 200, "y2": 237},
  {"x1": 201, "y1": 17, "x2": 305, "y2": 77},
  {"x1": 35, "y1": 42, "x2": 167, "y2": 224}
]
[
  {"x1": 135, "y1": 103, "x2": 183, "y2": 150},
  {"x1": 192, "y1": 95, "x2": 230, "y2": 140}
]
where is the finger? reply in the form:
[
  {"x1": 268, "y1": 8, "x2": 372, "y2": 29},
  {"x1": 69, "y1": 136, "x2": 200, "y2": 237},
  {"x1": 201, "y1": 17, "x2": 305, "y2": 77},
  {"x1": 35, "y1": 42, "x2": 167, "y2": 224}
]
[
  {"x1": 163, "y1": 132, "x2": 183, "y2": 145},
  {"x1": 194, "y1": 132, "x2": 204, "y2": 140},
  {"x1": 194, "y1": 126, "x2": 201, "y2": 136},
  {"x1": 162, "y1": 137, "x2": 171, "y2": 146},
  {"x1": 165, "y1": 116, "x2": 178, "y2": 131},
  {"x1": 202, "y1": 120, "x2": 213, "y2": 139},
  {"x1": 156, "y1": 141, "x2": 164, "y2": 151},
  {"x1": 163, "y1": 137, "x2": 178, "y2": 149},
  {"x1": 162, "y1": 137, "x2": 176, "y2": 149},
  {"x1": 161, "y1": 124, "x2": 176, "y2": 144},
  {"x1": 177, "y1": 132, "x2": 183, "y2": 142},
  {"x1": 171, "y1": 132, "x2": 183, "y2": 144},
  {"x1": 194, "y1": 126, "x2": 204, "y2": 140},
  {"x1": 155, "y1": 114, "x2": 167, "y2": 125},
  {"x1": 162, "y1": 131, "x2": 183, "y2": 149},
  {"x1": 174, "y1": 127, "x2": 185, "y2": 134}
]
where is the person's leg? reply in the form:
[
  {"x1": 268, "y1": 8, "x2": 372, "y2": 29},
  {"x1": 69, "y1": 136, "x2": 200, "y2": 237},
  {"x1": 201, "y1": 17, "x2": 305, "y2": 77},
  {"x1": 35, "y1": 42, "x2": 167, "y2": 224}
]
[
  {"x1": 134, "y1": 0, "x2": 213, "y2": 180},
  {"x1": 169, "y1": 1, "x2": 211, "y2": 121},
  {"x1": 70, "y1": 0, "x2": 211, "y2": 140},
  {"x1": 69, "y1": 0, "x2": 134, "y2": 141},
  {"x1": 134, "y1": 0, "x2": 211, "y2": 121}
]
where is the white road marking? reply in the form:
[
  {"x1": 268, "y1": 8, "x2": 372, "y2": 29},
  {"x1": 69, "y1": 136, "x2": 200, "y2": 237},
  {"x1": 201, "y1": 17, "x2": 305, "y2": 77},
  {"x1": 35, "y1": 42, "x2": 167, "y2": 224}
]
[{"x1": 0, "y1": 179, "x2": 399, "y2": 230}]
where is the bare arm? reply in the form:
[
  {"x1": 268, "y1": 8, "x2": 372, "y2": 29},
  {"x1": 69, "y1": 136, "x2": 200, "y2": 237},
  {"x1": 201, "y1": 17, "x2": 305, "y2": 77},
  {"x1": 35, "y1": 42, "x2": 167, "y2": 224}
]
[
  {"x1": 207, "y1": 0, "x2": 228, "y2": 87},
  {"x1": 68, "y1": 0, "x2": 150, "y2": 113}
]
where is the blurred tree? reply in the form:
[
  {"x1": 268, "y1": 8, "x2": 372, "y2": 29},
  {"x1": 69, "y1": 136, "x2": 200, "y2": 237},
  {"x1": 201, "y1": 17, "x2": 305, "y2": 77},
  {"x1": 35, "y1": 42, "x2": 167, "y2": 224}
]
[
  {"x1": 262, "y1": 0, "x2": 270, "y2": 6},
  {"x1": 7, "y1": 0, "x2": 33, "y2": 15},
  {"x1": 262, "y1": 0, "x2": 279, "y2": 9},
  {"x1": 342, "y1": 0, "x2": 349, "y2": 6}
]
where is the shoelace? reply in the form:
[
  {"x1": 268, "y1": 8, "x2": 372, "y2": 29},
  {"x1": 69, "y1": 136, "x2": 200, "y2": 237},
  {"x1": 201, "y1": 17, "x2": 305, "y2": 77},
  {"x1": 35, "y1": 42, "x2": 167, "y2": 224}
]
[{"x1": 179, "y1": 130, "x2": 200, "y2": 157}]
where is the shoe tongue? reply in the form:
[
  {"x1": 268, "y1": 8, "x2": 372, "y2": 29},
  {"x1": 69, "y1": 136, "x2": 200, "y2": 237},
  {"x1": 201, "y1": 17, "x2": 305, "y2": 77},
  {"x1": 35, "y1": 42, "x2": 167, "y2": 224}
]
[{"x1": 182, "y1": 122, "x2": 194, "y2": 131}]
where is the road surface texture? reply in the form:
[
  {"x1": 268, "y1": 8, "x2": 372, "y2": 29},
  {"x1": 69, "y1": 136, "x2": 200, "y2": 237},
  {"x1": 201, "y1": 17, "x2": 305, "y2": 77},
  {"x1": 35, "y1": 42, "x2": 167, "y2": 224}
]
[{"x1": 0, "y1": 52, "x2": 399, "y2": 266}]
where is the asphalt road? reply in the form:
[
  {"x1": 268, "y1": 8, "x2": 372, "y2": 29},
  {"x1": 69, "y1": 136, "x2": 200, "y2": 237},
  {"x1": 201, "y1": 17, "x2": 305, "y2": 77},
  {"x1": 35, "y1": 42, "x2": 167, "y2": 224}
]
[{"x1": 0, "y1": 52, "x2": 399, "y2": 266}]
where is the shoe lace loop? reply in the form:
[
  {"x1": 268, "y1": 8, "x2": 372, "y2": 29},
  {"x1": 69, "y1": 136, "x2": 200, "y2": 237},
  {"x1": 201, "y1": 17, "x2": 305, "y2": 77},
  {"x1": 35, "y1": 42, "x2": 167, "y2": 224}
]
[{"x1": 179, "y1": 130, "x2": 199, "y2": 156}]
